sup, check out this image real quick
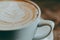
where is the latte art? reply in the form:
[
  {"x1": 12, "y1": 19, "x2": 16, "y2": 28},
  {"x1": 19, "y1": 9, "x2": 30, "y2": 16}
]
[{"x1": 0, "y1": 1, "x2": 38, "y2": 30}]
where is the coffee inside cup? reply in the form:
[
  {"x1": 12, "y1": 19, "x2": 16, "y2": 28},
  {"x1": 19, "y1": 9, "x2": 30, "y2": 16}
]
[{"x1": 0, "y1": 1, "x2": 38, "y2": 30}]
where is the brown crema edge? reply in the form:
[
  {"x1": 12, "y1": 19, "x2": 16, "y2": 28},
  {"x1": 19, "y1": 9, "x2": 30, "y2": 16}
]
[{"x1": 0, "y1": 0, "x2": 38, "y2": 9}]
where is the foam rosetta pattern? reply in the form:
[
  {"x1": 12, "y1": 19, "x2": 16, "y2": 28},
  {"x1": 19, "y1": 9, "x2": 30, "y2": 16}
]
[{"x1": 0, "y1": 1, "x2": 38, "y2": 30}]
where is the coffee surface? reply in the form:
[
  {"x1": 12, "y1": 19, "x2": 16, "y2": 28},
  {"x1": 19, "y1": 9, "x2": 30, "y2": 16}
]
[{"x1": 0, "y1": 1, "x2": 38, "y2": 30}]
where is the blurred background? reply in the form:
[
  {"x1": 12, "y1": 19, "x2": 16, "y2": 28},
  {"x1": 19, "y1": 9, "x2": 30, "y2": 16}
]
[{"x1": 31, "y1": 0, "x2": 60, "y2": 40}]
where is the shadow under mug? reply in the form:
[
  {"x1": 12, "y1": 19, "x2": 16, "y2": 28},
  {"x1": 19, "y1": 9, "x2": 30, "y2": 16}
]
[{"x1": 0, "y1": 0, "x2": 55, "y2": 40}]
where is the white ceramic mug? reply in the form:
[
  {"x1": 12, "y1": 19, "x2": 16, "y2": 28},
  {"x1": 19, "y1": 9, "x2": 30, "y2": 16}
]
[{"x1": 0, "y1": 0, "x2": 55, "y2": 40}]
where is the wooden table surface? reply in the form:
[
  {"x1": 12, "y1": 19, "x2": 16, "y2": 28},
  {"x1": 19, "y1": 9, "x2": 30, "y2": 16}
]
[{"x1": 54, "y1": 26, "x2": 60, "y2": 40}]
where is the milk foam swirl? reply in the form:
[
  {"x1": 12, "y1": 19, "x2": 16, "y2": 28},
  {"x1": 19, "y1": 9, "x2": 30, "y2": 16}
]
[{"x1": 0, "y1": 1, "x2": 38, "y2": 30}]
